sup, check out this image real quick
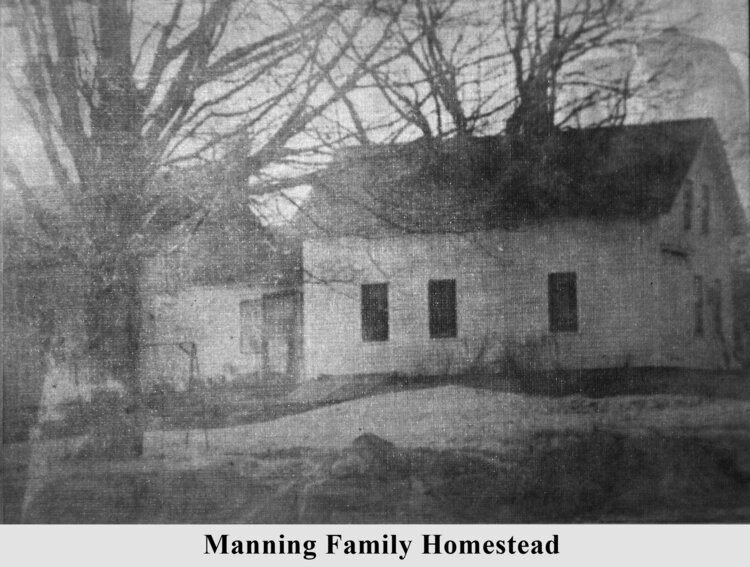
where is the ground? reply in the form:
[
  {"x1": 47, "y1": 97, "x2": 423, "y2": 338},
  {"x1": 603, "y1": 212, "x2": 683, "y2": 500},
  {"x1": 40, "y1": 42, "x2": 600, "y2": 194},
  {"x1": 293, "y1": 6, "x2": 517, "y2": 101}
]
[{"x1": 3, "y1": 369, "x2": 750, "y2": 523}]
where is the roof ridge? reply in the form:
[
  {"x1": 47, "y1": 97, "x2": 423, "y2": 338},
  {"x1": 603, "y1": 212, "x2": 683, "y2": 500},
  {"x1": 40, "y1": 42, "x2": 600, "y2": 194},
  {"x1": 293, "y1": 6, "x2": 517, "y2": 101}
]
[
  {"x1": 334, "y1": 118, "x2": 718, "y2": 161},
  {"x1": 303, "y1": 119, "x2": 743, "y2": 237}
]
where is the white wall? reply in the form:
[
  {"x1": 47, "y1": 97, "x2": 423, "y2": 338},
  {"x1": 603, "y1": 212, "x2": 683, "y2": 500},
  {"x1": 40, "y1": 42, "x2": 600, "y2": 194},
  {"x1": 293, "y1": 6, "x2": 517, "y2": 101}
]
[
  {"x1": 140, "y1": 284, "x2": 295, "y2": 388},
  {"x1": 655, "y1": 141, "x2": 736, "y2": 368},
  {"x1": 141, "y1": 139, "x2": 738, "y2": 385},
  {"x1": 302, "y1": 218, "x2": 663, "y2": 379}
]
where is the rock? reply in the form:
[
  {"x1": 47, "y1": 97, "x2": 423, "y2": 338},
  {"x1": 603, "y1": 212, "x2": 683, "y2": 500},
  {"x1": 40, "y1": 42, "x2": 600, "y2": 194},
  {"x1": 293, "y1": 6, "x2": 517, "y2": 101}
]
[
  {"x1": 352, "y1": 432, "x2": 396, "y2": 455},
  {"x1": 330, "y1": 453, "x2": 368, "y2": 478},
  {"x1": 351, "y1": 433, "x2": 411, "y2": 479}
]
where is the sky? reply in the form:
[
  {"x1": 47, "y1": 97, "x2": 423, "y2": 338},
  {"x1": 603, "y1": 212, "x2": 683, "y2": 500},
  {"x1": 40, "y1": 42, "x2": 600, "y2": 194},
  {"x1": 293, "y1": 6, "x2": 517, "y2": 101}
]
[
  {"x1": 661, "y1": 0, "x2": 749, "y2": 90},
  {"x1": 1, "y1": 0, "x2": 748, "y2": 189}
]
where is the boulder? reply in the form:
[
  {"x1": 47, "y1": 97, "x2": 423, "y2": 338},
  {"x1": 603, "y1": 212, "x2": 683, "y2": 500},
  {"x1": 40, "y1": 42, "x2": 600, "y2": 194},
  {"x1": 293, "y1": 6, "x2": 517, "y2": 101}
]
[{"x1": 350, "y1": 432, "x2": 411, "y2": 479}]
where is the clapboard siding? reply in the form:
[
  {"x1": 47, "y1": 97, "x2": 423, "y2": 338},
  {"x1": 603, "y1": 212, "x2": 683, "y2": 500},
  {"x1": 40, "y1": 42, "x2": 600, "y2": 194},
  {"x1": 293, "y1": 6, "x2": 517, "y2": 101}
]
[
  {"x1": 655, "y1": 140, "x2": 735, "y2": 368},
  {"x1": 302, "y1": 218, "x2": 664, "y2": 379}
]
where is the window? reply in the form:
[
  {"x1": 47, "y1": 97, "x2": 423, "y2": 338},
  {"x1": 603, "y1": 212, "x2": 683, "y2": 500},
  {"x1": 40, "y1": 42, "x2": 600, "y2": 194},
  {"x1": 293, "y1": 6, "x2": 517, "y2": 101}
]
[
  {"x1": 161, "y1": 252, "x2": 184, "y2": 293},
  {"x1": 361, "y1": 283, "x2": 388, "y2": 341},
  {"x1": 708, "y1": 279, "x2": 722, "y2": 336},
  {"x1": 428, "y1": 279, "x2": 457, "y2": 338},
  {"x1": 694, "y1": 275, "x2": 704, "y2": 337},
  {"x1": 549, "y1": 272, "x2": 578, "y2": 332},
  {"x1": 683, "y1": 181, "x2": 693, "y2": 231},
  {"x1": 240, "y1": 300, "x2": 262, "y2": 354},
  {"x1": 701, "y1": 184, "x2": 710, "y2": 234}
]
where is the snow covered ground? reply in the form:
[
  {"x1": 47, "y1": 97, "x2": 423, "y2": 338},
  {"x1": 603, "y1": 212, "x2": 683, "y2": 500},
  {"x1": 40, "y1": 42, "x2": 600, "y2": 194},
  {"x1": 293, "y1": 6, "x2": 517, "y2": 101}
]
[
  {"x1": 6, "y1": 381, "x2": 750, "y2": 523},
  {"x1": 144, "y1": 385, "x2": 750, "y2": 458}
]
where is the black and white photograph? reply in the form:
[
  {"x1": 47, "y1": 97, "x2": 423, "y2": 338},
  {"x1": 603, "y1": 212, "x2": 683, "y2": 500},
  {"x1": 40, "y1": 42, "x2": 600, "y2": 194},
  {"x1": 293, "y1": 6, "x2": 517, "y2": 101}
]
[{"x1": 1, "y1": 0, "x2": 749, "y2": 528}]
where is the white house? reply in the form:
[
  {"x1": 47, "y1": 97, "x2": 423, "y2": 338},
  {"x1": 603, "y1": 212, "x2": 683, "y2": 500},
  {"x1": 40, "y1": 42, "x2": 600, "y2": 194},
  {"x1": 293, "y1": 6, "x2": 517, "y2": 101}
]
[
  {"x1": 140, "y1": 118, "x2": 746, "y2": 386},
  {"x1": 299, "y1": 118, "x2": 746, "y2": 378},
  {"x1": 139, "y1": 216, "x2": 302, "y2": 389}
]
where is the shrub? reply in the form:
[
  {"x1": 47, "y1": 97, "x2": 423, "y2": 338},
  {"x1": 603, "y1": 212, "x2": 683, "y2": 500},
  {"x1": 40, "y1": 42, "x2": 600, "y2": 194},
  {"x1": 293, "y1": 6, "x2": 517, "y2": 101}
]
[{"x1": 495, "y1": 334, "x2": 560, "y2": 392}]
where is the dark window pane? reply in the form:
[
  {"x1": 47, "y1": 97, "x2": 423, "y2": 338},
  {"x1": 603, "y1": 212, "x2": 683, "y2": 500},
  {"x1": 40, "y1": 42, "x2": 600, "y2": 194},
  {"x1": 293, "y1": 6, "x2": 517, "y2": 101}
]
[
  {"x1": 683, "y1": 181, "x2": 693, "y2": 231},
  {"x1": 708, "y1": 278, "x2": 722, "y2": 336},
  {"x1": 701, "y1": 184, "x2": 710, "y2": 235},
  {"x1": 694, "y1": 275, "x2": 704, "y2": 336},
  {"x1": 361, "y1": 283, "x2": 388, "y2": 341},
  {"x1": 549, "y1": 272, "x2": 578, "y2": 332},
  {"x1": 429, "y1": 279, "x2": 457, "y2": 338}
]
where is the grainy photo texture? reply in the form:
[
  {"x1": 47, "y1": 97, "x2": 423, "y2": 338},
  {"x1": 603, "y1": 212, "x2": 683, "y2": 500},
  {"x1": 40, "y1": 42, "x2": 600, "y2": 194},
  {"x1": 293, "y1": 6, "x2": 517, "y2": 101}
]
[{"x1": 2, "y1": 0, "x2": 749, "y2": 524}]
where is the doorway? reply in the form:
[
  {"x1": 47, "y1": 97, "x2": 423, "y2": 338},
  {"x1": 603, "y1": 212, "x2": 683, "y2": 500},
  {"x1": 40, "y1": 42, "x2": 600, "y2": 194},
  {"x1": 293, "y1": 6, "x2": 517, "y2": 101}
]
[{"x1": 262, "y1": 292, "x2": 300, "y2": 381}]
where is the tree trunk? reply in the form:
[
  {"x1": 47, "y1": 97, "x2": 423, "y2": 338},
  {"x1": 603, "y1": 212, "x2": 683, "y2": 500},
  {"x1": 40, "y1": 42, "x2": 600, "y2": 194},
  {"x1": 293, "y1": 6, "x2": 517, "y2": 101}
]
[
  {"x1": 84, "y1": 253, "x2": 145, "y2": 457},
  {"x1": 507, "y1": 78, "x2": 555, "y2": 140}
]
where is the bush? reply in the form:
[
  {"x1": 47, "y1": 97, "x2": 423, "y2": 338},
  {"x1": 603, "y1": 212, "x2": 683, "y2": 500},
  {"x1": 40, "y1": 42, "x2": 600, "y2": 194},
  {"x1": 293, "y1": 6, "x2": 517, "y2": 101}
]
[{"x1": 496, "y1": 334, "x2": 562, "y2": 392}]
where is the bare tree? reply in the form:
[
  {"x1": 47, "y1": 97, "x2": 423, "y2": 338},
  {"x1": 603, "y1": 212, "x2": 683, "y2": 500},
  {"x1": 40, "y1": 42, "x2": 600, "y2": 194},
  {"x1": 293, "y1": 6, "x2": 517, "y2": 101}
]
[
  {"x1": 359, "y1": 0, "x2": 509, "y2": 139},
  {"x1": 356, "y1": 0, "x2": 653, "y2": 141},
  {"x1": 292, "y1": 0, "x2": 667, "y2": 269},
  {"x1": 1, "y1": 0, "x2": 404, "y2": 455},
  {"x1": 501, "y1": 0, "x2": 652, "y2": 137}
]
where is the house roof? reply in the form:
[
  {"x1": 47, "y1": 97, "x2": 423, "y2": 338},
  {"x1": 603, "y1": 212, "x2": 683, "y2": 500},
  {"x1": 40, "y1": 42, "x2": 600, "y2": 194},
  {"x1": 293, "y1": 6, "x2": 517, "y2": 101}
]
[
  {"x1": 297, "y1": 118, "x2": 747, "y2": 237},
  {"x1": 144, "y1": 205, "x2": 302, "y2": 289}
]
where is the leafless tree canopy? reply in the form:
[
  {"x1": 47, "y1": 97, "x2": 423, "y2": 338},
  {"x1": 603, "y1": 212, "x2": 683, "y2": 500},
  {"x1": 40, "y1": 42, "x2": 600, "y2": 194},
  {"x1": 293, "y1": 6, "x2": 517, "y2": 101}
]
[
  {"x1": 350, "y1": 0, "x2": 652, "y2": 141},
  {"x1": 2, "y1": 1, "x2": 413, "y2": 257},
  {"x1": 2, "y1": 0, "x2": 413, "y2": 455}
]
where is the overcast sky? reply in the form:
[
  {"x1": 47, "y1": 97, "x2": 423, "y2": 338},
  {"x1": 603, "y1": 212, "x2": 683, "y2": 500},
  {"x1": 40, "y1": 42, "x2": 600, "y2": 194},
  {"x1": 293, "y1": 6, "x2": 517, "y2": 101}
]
[
  {"x1": 1, "y1": 0, "x2": 747, "y2": 188},
  {"x1": 673, "y1": 0, "x2": 748, "y2": 55},
  {"x1": 661, "y1": 0, "x2": 748, "y2": 89}
]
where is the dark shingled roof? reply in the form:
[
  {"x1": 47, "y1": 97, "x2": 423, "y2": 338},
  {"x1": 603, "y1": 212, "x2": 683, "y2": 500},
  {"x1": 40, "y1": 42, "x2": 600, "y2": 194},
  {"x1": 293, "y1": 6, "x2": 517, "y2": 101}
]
[{"x1": 298, "y1": 118, "x2": 746, "y2": 237}]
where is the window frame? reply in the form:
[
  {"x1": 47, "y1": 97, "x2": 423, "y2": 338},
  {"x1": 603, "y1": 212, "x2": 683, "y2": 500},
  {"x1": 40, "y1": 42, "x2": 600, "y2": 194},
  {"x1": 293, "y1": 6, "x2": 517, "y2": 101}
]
[
  {"x1": 709, "y1": 278, "x2": 722, "y2": 336},
  {"x1": 701, "y1": 183, "x2": 710, "y2": 235},
  {"x1": 683, "y1": 181, "x2": 693, "y2": 231},
  {"x1": 239, "y1": 299, "x2": 263, "y2": 355},
  {"x1": 361, "y1": 283, "x2": 389, "y2": 342},
  {"x1": 548, "y1": 272, "x2": 579, "y2": 333},
  {"x1": 428, "y1": 279, "x2": 458, "y2": 339},
  {"x1": 694, "y1": 275, "x2": 704, "y2": 337}
]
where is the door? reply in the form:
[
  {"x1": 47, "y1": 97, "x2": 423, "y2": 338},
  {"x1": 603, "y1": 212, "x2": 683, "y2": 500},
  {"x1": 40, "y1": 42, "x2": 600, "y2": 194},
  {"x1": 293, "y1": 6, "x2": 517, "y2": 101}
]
[{"x1": 262, "y1": 292, "x2": 300, "y2": 380}]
